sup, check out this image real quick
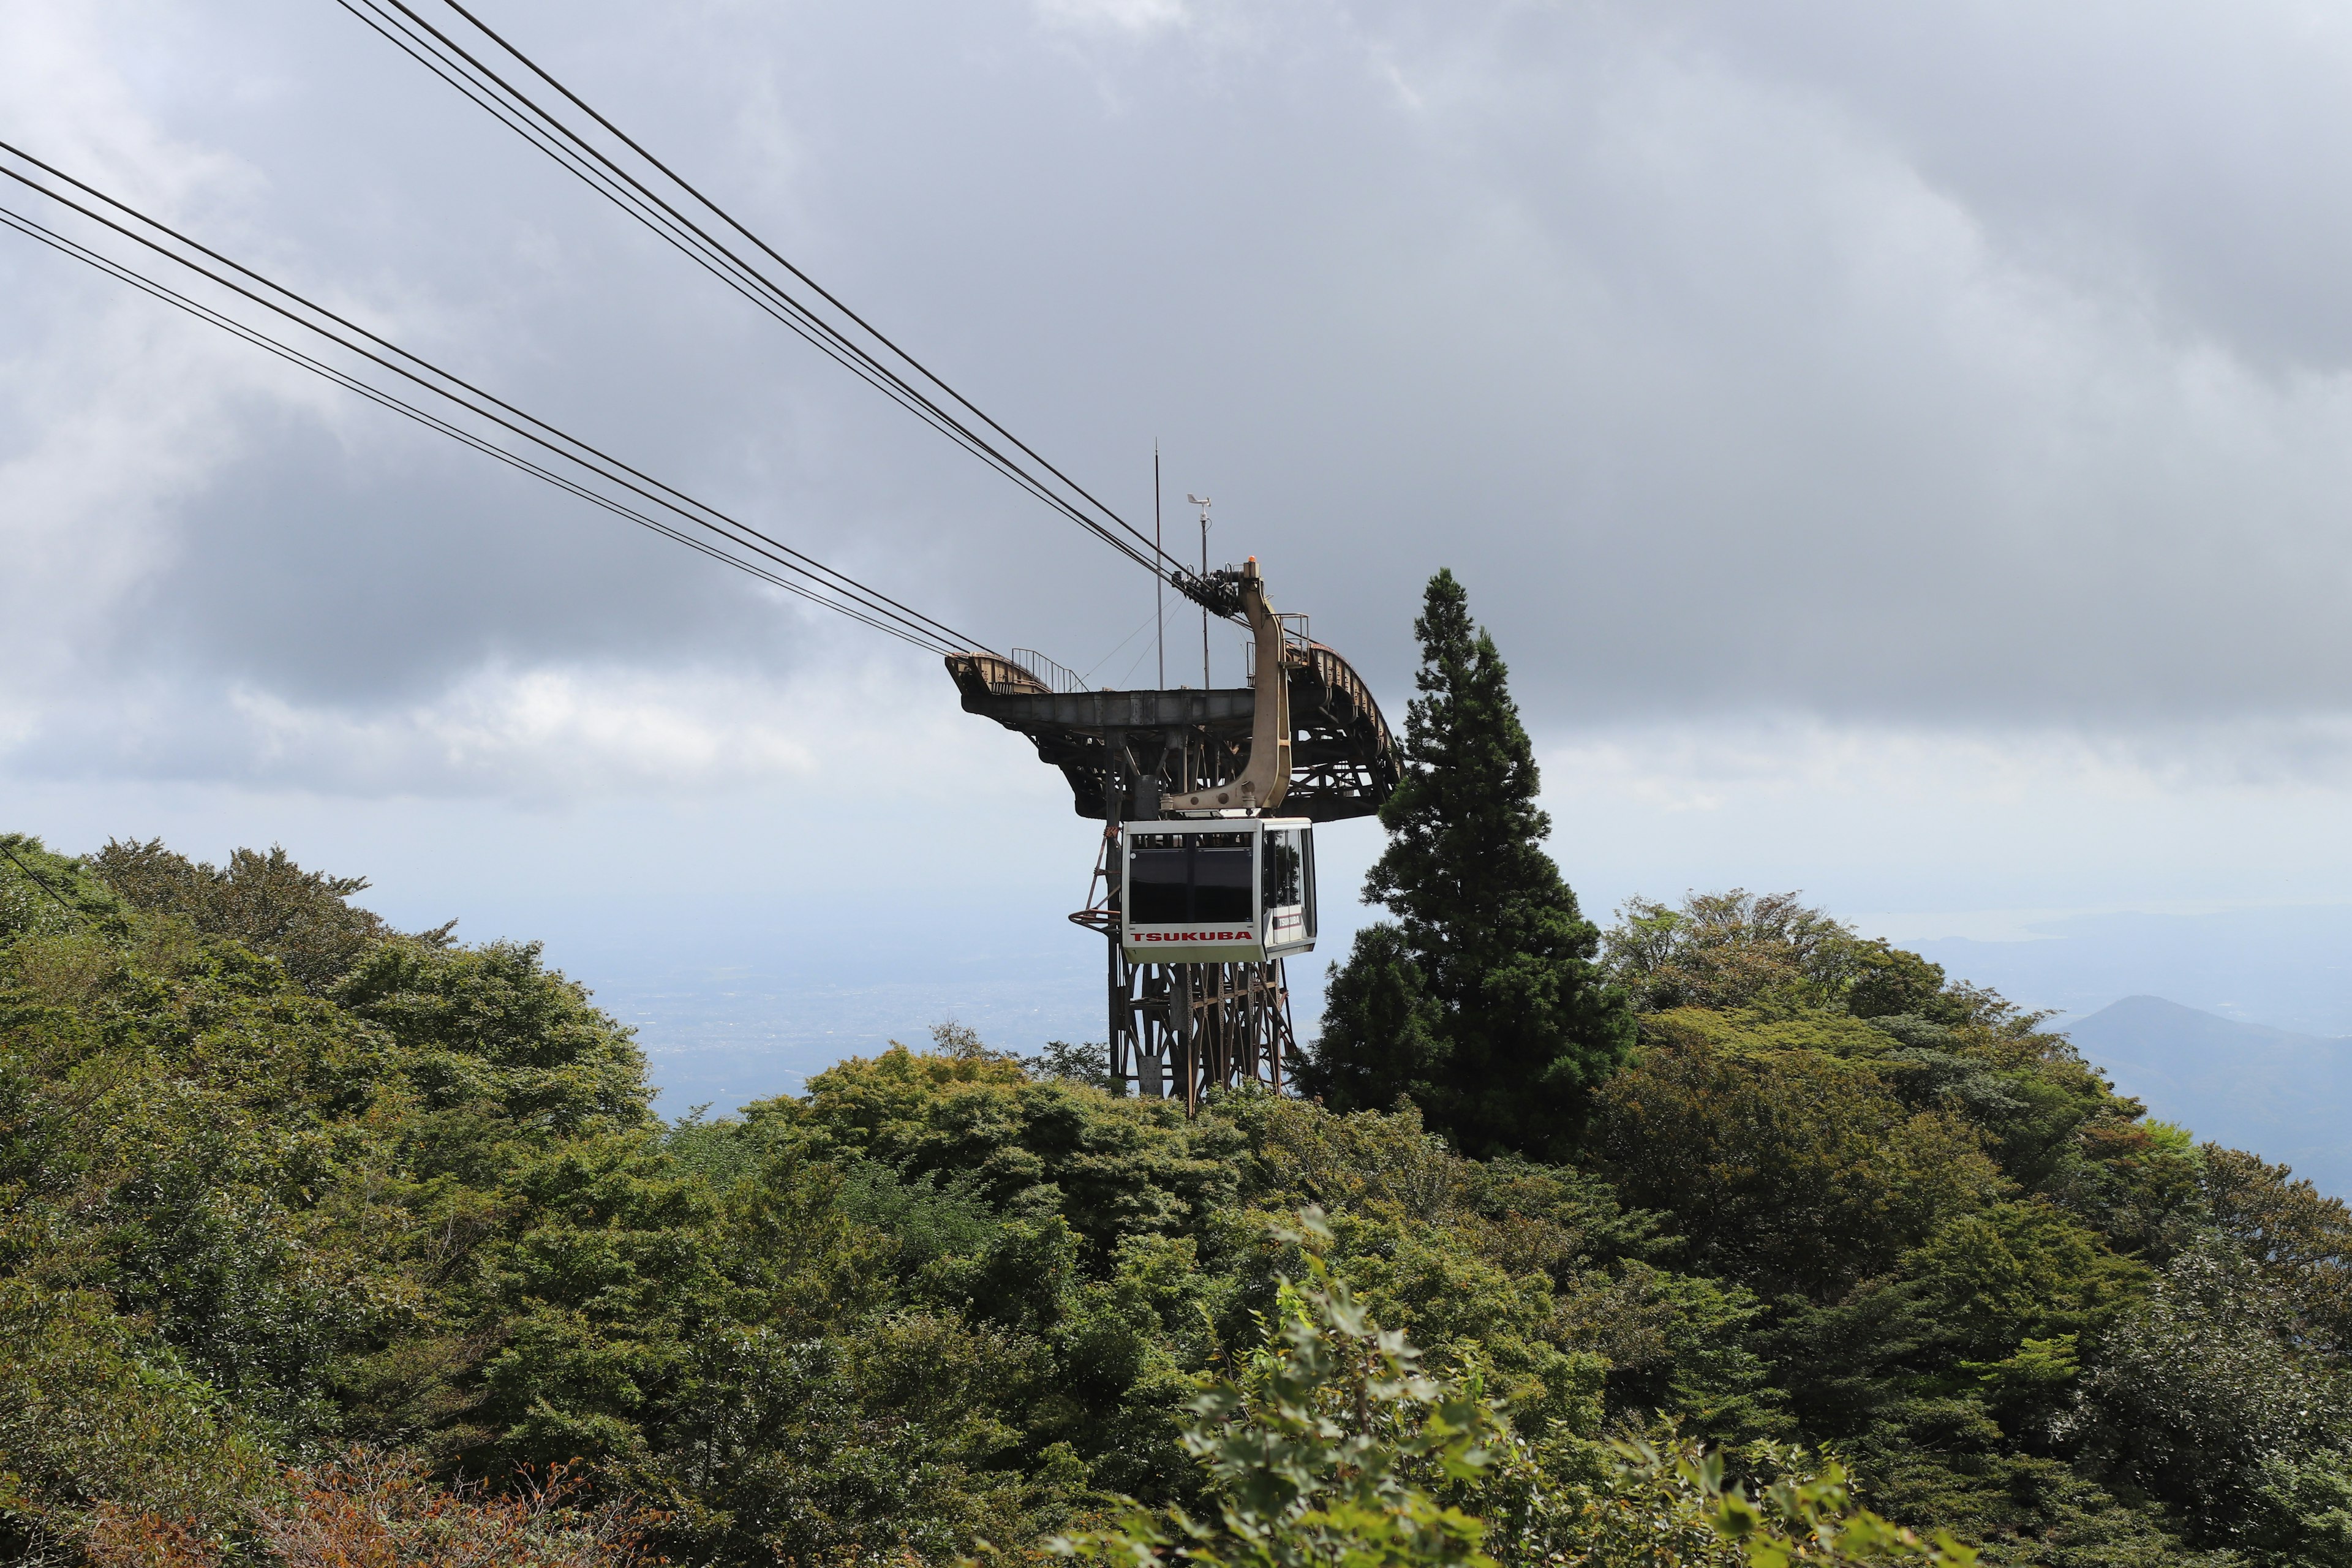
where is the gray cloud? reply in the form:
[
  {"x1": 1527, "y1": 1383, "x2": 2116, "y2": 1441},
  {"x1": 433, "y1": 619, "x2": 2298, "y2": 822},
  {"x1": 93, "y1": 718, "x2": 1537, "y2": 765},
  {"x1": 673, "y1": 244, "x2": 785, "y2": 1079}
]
[{"x1": 10, "y1": 0, "x2": 2352, "y2": 800}]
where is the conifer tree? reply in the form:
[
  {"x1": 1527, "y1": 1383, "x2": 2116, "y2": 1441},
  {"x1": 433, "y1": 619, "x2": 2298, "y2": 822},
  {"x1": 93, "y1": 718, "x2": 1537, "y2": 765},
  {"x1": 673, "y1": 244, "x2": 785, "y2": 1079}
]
[{"x1": 1302, "y1": 569, "x2": 1633, "y2": 1156}]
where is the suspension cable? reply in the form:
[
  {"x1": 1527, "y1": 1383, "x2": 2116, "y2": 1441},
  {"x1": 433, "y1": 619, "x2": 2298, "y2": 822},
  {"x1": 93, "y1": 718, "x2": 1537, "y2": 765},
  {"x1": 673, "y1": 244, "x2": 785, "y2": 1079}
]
[
  {"x1": 339, "y1": 0, "x2": 1221, "y2": 601},
  {"x1": 0, "y1": 148, "x2": 993, "y2": 656}
]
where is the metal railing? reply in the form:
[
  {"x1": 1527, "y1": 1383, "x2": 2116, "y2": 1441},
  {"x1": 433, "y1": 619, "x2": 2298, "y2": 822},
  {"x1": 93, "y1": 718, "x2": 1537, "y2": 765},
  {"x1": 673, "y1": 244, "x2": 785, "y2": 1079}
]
[
  {"x1": 1243, "y1": 615, "x2": 1314, "y2": 688},
  {"x1": 1011, "y1": 647, "x2": 1088, "y2": 695}
]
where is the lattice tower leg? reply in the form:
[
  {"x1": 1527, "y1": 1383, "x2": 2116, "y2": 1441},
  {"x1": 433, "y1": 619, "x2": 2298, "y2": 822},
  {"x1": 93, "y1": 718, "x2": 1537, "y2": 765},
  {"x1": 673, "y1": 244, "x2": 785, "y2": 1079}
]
[
  {"x1": 1108, "y1": 946, "x2": 1296, "y2": 1104},
  {"x1": 1108, "y1": 938, "x2": 1176, "y2": 1098}
]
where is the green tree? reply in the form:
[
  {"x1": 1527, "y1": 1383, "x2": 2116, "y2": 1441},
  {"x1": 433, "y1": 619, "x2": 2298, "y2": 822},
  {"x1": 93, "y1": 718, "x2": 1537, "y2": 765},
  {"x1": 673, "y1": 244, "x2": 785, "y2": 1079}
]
[
  {"x1": 1305, "y1": 925, "x2": 1447, "y2": 1117},
  {"x1": 1055, "y1": 1212, "x2": 1977, "y2": 1568},
  {"x1": 1604, "y1": 890, "x2": 1955, "y2": 1022},
  {"x1": 1586, "y1": 1028, "x2": 2003, "y2": 1301},
  {"x1": 2082, "y1": 1238, "x2": 2352, "y2": 1556},
  {"x1": 1595, "y1": 1440, "x2": 1982, "y2": 1567},
  {"x1": 1303, "y1": 570, "x2": 1633, "y2": 1159},
  {"x1": 91, "y1": 837, "x2": 453, "y2": 994},
  {"x1": 13, "y1": 828, "x2": 2333, "y2": 1566},
  {"x1": 1052, "y1": 1209, "x2": 1516, "y2": 1568}
]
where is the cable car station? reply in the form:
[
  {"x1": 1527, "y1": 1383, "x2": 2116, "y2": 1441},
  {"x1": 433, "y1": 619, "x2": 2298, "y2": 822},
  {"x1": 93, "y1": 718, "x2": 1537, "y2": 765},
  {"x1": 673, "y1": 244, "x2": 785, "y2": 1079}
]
[{"x1": 946, "y1": 558, "x2": 1398, "y2": 1105}]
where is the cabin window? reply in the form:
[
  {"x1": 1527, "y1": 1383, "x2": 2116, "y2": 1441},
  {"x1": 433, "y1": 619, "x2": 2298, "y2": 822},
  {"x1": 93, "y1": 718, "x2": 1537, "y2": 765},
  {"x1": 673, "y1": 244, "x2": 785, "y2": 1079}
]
[
  {"x1": 1262, "y1": 829, "x2": 1303, "y2": 909},
  {"x1": 1127, "y1": 837, "x2": 1191, "y2": 924},
  {"x1": 1302, "y1": 828, "x2": 1318, "y2": 940},
  {"x1": 1128, "y1": 831, "x2": 1256, "y2": 924},
  {"x1": 1193, "y1": 841, "x2": 1254, "y2": 922}
]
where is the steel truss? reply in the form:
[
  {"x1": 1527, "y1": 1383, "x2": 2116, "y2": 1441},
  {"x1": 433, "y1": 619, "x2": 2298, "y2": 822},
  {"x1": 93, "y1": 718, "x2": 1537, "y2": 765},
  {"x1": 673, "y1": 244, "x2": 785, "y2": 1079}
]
[
  {"x1": 944, "y1": 562, "x2": 1393, "y2": 1108},
  {"x1": 943, "y1": 637, "x2": 1399, "y2": 823},
  {"x1": 1109, "y1": 944, "x2": 1295, "y2": 1106}
]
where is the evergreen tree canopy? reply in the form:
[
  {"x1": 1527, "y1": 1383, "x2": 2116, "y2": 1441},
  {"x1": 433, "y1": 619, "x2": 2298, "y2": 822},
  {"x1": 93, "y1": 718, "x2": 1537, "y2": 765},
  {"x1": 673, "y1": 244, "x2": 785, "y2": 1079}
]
[
  {"x1": 1302, "y1": 570, "x2": 1634, "y2": 1158},
  {"x1": 7, "y1": 829, "x2": 2351, "y2": 1566}
]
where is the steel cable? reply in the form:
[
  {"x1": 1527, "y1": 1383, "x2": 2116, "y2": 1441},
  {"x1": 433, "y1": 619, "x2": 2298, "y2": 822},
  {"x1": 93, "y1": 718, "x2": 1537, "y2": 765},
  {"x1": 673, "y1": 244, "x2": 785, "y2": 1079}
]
[
  {"x1": 0, "y1": 149, "x2": 990, "y2": 655},
  {"x1": 0, "y1": 203, "x2": 953, "y2": 652},
  {"x1": 341, "y1": 0, "x2": 1211, "y2": 595}
]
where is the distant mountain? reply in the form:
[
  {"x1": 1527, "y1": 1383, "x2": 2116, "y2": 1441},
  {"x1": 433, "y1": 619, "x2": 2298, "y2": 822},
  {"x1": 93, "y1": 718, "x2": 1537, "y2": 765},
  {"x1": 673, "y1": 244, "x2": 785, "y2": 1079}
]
[
  {"x1": 1913, "y1": 904, "x2": 2352, "y2": 1038},
  {"x1": 2064, "y1": 995, "x2": 2352, "y2": 1199}
]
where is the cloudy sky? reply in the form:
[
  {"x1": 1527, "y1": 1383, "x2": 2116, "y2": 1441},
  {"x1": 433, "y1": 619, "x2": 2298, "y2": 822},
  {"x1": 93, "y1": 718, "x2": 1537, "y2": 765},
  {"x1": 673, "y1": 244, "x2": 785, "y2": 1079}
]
[{"x1": 8, "y1": 0, "x2": 2352, "y2": 1102}]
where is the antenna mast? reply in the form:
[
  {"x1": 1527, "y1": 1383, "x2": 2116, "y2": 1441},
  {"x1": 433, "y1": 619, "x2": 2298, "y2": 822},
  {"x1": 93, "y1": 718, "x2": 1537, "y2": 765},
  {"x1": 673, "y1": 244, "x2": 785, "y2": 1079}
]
[
  {"x1": 1155, "y1": 446, "x2": 1166, "y2": 690},
  {"x1": 1189, "y1": 494, "x2": 1213, "y2": 687}
]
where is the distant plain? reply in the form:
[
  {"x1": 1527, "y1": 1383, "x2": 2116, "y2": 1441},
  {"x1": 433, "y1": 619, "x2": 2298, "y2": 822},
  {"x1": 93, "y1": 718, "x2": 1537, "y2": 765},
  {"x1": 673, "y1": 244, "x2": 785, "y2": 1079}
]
[{"x1": 584, "y1": 897, "x2": 2352, "y2": 1201}]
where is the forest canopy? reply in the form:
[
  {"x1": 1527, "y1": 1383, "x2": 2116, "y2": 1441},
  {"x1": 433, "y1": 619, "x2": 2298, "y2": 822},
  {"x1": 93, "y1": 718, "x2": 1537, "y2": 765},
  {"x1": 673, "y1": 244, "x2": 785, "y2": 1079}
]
[
  {"x1": 6, "y1": 825, "x2": 2350, "y2": 1567},
  {"x1": 4, "y1": 576, "x2": 2348, "y2": 1567}
]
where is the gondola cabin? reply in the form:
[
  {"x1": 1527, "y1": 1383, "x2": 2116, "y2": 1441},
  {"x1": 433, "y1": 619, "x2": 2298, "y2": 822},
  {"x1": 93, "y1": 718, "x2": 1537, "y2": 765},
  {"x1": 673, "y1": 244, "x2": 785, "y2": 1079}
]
[{"x1": 1120, "y1": 817, "x2": 1317, "y2": 964}]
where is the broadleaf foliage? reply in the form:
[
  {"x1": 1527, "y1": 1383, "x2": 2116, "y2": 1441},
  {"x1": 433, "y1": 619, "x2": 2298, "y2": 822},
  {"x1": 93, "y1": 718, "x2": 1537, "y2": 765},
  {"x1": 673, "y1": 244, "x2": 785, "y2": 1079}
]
[{"x1": 6, "y1": 611, "x2": 2349, "y2": 1568}]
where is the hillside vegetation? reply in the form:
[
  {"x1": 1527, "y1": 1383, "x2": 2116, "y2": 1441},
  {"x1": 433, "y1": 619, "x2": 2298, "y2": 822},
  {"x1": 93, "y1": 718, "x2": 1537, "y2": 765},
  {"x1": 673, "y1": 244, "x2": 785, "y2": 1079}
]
[
  {"x1": 6, "y1": 576, "x2": 2349, "y2": 1567},
  {"x1": 4, "y1": 829, "x2": 2347, "y2": 1567}
]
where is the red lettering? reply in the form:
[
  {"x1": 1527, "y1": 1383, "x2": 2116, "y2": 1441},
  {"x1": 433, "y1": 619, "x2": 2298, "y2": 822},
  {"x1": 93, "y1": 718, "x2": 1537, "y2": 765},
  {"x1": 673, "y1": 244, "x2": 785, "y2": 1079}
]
[{"x1": 1129, "y1": 930, "x2": 1262, "y2": 943}]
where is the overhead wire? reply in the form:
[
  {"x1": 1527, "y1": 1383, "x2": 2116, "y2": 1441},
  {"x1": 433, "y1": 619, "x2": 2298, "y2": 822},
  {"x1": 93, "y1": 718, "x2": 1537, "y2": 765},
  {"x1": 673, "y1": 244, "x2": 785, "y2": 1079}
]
[
  {"x1": 361, "y1": 0, "x2": 1175, "y2": 573},
  {"x1": 0, "y1": 202, "x2": 941, "y2": 650},
  {"x1": 337, "y1": 0, "x2": 1219, "y2": 601},
  {"x1": 0, "y1": 205, "x2": 945, "y2": 649},
  {"x1": 0, "y1": 146, "x2": 992, "y2": 656},
  {"x1": 1112, "y1": 598, "x2": 1183, "y2": 690},
  {"x1": 331, "y1": 0, "x2": 1058, "y2": 556},
  {"x1": 1085, "y1": 598, "x2": 1174, "y2": 688},
  {"x1": 0, "y1": 143, "x2": 975, "y2": 652},
  {"x1": 0, "y1": 842, "x2": 87, "y2": 922}
]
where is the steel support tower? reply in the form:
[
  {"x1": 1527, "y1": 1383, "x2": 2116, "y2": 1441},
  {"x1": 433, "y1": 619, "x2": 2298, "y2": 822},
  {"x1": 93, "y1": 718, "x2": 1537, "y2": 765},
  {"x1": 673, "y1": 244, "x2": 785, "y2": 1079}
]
[
  {"x1": 1105, "y1": 946, "x2": 1295, "y2": 1107},
  {"x1": 945, "y1": 567, "x2": 1398, "y2": 1101}
]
